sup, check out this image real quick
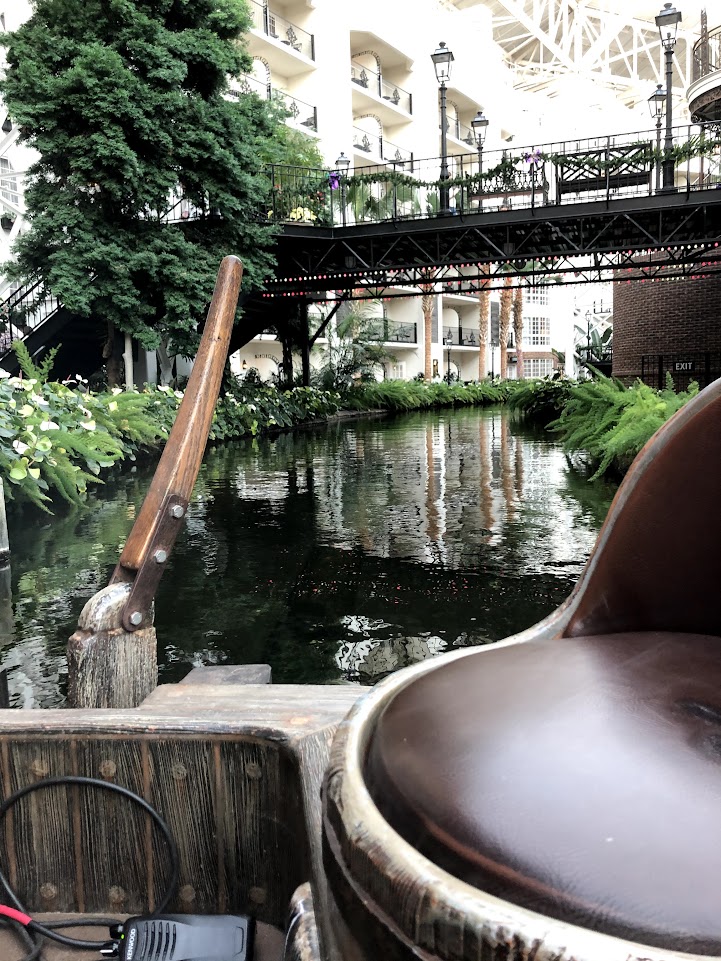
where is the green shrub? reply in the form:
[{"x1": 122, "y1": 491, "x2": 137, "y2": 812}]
[
  {"x1": 549, "y1": 373, "x2": 698, "y2": 479},
  {"x1": 345, "y1": 378, "x2": 509, "y2": 412},
  {"x1": 507, "y1": 375, "x2": 575, "y2": 424},
  {"x1": 0, "y1": 360, "x2": 342, "y2": 511}
]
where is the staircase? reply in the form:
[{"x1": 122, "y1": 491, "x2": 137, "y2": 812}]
[
  {"x1": 0, "y1": 278, "x2": 70, "y2": 373},
  {"x1": 0, "y1": 279, "x2": 281, "y2": 381}
]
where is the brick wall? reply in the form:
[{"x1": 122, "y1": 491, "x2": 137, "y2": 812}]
[{"x1": 613, "y1": 272, "x2": 721, "y2": 383}]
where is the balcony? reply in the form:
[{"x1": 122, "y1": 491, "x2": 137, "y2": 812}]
[
  {"x1": 228, "y1": 74, "x2": 271, "y2": 99},
  {"x1": 247, "y1": 0, "x2": 315, "y2": 75},
  {"x1": 367, "y1": 320, "x2": 417, "y2": 345},
  {"x1": 689, "y1": 23, "x2": 721, "y2": 122},
  {"x1": 352, "y1": 128, "x2": 413, "y2": 167},
  {"x1": 227, "y1": 79, "x2": 317, "y2": 133},
  {"x1": 350, "y1": 61, "x2": 412, "y2": 123},
  {"x1": 274, "y1": 90, "x2": 318, "y2": 132},
  {"x1": 443, "y1": 326, "x2": 479, "y2": 347},
  {"x1": 443, "y1": 118, "x2": 475, "y2": 149}
]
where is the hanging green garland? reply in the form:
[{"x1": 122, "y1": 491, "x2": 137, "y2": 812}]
[{"x1": 336, "y1": 133, "x2": 721, "y2": 194}]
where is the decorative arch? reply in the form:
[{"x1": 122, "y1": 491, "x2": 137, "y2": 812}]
[
  {"x1": 353, "y1": 49, "x2": 382, "y2": 75},
  {"x1": 355, "y1": 113, "x2": 383, "y2": 135},
  {"x1": 251, "y1": 56, "x2": 271, "y2": 84}
]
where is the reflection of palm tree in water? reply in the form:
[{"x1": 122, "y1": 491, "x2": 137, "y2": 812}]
[
  {"x1": 425, "y1": 425, "x2": 442, "y2": 558},
  {"x1": 500, "y1": 416, "x2": 516, "y2": 521},
  {"x1": 514, "y1": 432, "x2": 524, "y2": 499},
  {"x1": 479, "y1": 417, "x2": 494, "y2": 538},
  {"x1": 354, "y1": 435, "x2": 374, "y2": 553}
]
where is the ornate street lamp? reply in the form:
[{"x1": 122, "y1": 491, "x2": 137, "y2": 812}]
[
  {"x1": 648, "y1": 84, "x2": 666, "y2": 192},
  {"x1": 431, "y1": 42, "x2": 454, "y2": 215},
  {"x1": 471, "y1": 110, "x2": 489, "y2": 210},
  {"x1": 655, "y1": 2, "x2": 682, "y2": 191},
  {"x1": 335, "y1": 152, "x2": 351, "y2": 226}
]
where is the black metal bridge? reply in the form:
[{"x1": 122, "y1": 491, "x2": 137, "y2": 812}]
[
  {"x1": 2, "y1": 123, "x2": 721, "y2": 373},
  {"x1": 266, "y1": 123, "x2": 721, "y2": 303}
]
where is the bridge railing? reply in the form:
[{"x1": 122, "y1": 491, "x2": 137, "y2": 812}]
[{"x1": 265, "y1": 123, "x2": 721, "y2": 228}]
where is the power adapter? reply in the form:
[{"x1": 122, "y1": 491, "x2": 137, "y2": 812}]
[{"x1": 100, "y1": 914, "x2": 255, "y2": 961}]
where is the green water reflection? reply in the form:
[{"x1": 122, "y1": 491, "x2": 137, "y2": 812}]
[{"x1": 2, "y1": 408, "x2": 617, "y2": 706}]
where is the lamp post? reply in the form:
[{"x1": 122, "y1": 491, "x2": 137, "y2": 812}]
[
  {"x1": 471, "y1": 110, "x2": 489, "y2": 210},
  {"x1": 431, "y1": 42, "x2": 454, "y2": 215},
  {"x1": 655, "y1": 3, "x2": 682, "y2": 192},
  {"x1": 648, "y1": 84, "x2": 666, "y2": 192},
  {"x1": 335, "y1": 152, "x2": 350, "y2": 226},
  {"x1": 444, "y1": 330, "x2": 452, "y2": 380}
]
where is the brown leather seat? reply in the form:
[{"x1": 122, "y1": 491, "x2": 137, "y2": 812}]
[{"x1": 366, "y1": 630, "x2": 721, "y2": 955}]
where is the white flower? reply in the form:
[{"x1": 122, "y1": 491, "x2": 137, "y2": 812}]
[
  {"x1": 12, "y1": 440, "x2": 29, "y2": 455},
  {"x1": 108, "y1": 401, "x2": 118, "y2": 412},
  {"x1": 0, "y1": 368, "x2": 9, "y2": 379},
  {"x1": 39, "y1": 421, "x2": 60, "y2": 431},
  {"x1": 30, "y1": 393, "x2": 49, "y2": 407},
  {"x1": 80, "y1": 420, "x2": 96, "y2": 431},
  {"x1": 111, "y1": 387, "x2": 123, "y2": 396}
]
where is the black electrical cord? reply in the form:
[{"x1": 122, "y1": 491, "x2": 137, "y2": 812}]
[{"x1": 0, "y1": 775, "x2": 180, "y2": 957}]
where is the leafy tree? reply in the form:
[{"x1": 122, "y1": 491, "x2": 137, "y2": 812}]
[
  {"x1": 0, "y1": 0, "x2": 280, "y2": 364},
  {"x1": 258, "y1": 98, "x2": 325, "y2": 168},
  {"x1": 312, "y1": 301, "x2": 394, "y2": 392}
]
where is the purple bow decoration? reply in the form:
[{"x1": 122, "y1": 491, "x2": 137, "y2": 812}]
[
  {"x1": 523, "y1": 148, "x2": 542, "y2": 168},
  {"x1": 328, "y1": 172, "x2": 340, "y2": 191}
]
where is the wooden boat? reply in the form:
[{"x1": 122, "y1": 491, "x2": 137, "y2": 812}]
[{"x1": 1, "y1": 257, "x2": 720, "y2": 961}]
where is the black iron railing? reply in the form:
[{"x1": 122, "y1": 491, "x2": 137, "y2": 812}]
[
  {"x1": 227, "y1": 80, "x2": 317, "y2": 131},
  {"x1": 350, "y1": 62, "x2": 412, "y2": 113},
  {"x1": 641, "y1": 351, "x2": 721, "y2": 391},
  {"x1": 265, "y1": 124, "x2": 721, "y2": 227},
  {"x1": 273, "y1": 90, "x2": 317, "y2": 131},
  {"x1": 693, "y1": 24, "x2": 721, "y2": 82},
  {"x1": 228, "y1": 74, "x2": 271, "y2": 99},
  {"x1": 444, "y1": 119, "x2": 475, "y2": 146},
  {"x1": 0, "y1": 279, "x2": 61, "y2": 362},
  {"x1": 249, "y1": 0, "x2": 315, "y2": 59},
  {"x1": 443, "y1": 326, "x2": 479, "y2": 346},
  {"x1": 352, "y1": 128, "x2": 413, "y2": 167},
  {"x1": 367, "y1": 320, "x2": 417, "y2": 343}
]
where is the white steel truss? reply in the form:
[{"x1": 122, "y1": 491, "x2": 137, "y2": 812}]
[{"x1": 454, "y1": 1, "x2": 702, "y2": 107}]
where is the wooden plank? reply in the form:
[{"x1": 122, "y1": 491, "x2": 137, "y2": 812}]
[
  {"x1": 0, "y1": 685, "x2": 362, "y2": 740},
  {"x1": 73, "y1": 740, "x2": 160, "y2": 916},
  {"x1": 179, "y1": 664, "x2": 272, "y2": 685},
  {"x1": 3, "y1": 740, "x2": 77, "y2": 912},
  {"x1": 219, "y1": 740, "x2": 306, "y2": 924}
]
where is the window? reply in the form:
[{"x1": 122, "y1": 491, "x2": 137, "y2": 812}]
[
  {"x1": 526, "y1": 288, "x2": 548, "y2": 306},
  {"x1": 524, "y1": 316, "x2": 550, "y2": 347},
  {"x1": 0, "y1": 158, "x2": 18, "y2": 209},
  {"x1": 528, "y1": 358, "x2": 554, "y2": 378},
  {"x1": 390, "y1": 362, "x2": 406, "y2": 380}
]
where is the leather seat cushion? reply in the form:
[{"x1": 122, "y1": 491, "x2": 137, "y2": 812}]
[{"x1": 365, "y1": 632, "x2": 721, "y2": 954}]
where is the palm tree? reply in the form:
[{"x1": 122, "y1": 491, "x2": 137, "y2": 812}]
[
  {"x1": 418, "y1": 269, "x2": 435, "y2": 380},
  {"x1": 513, "y1": 286, "x2": 524, "y2": 378},
  {"x1": 477, "y1": 266, "x2": 490, "y2": 379},
  {"x1": 499, "y1": 274, "x2": 513, "y2": 379}
]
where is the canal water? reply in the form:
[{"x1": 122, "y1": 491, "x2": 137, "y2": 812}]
[{"x1": 2, "y1": 407, "x2": 617, "y2": 707}]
